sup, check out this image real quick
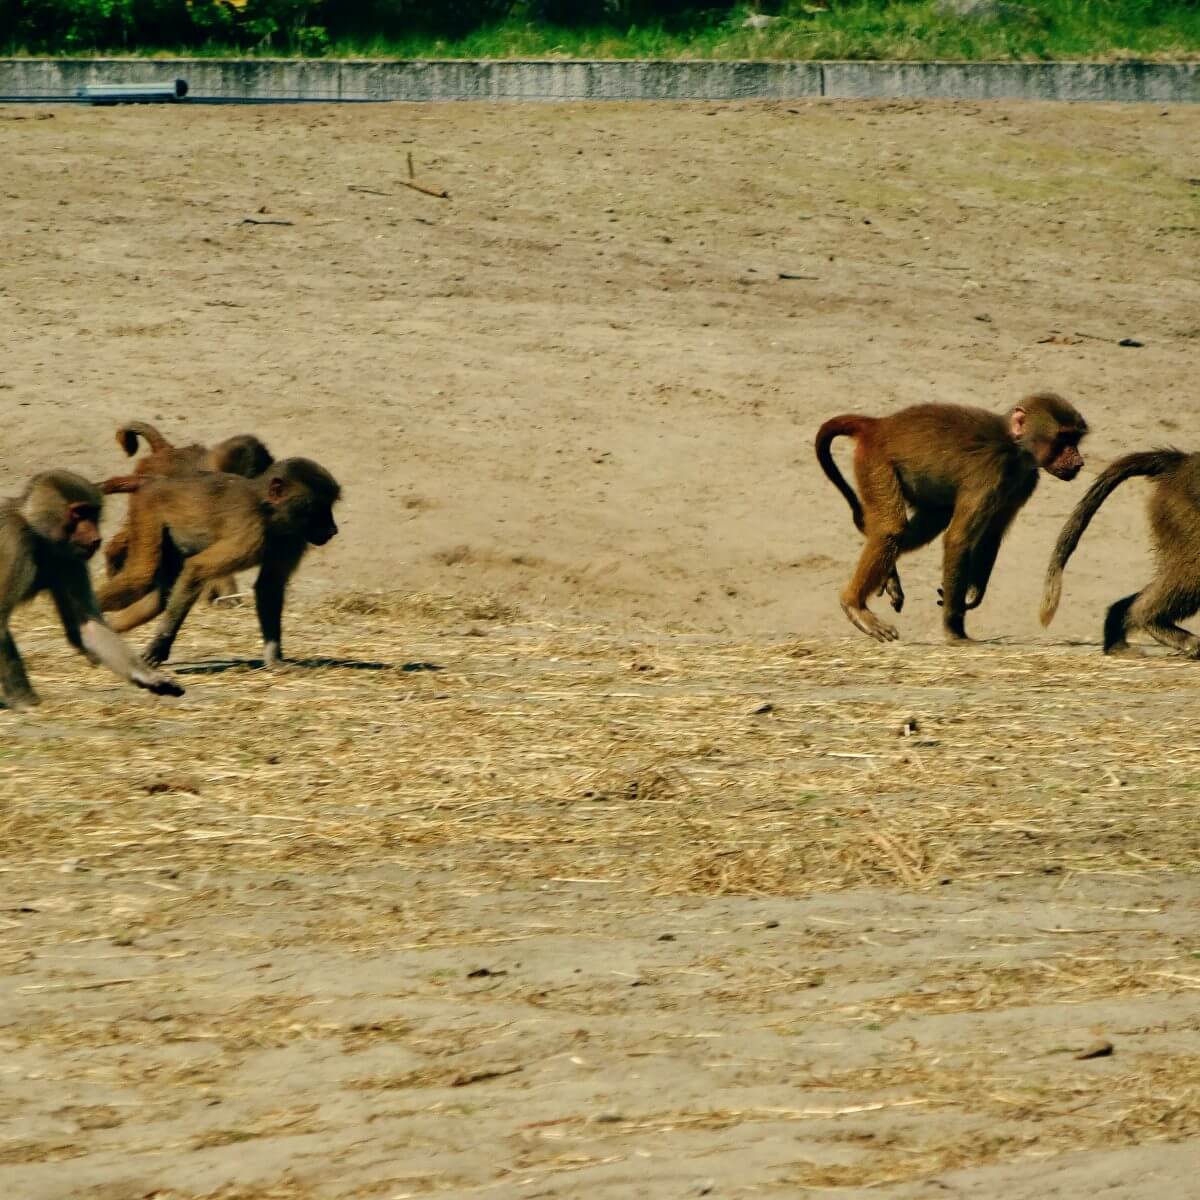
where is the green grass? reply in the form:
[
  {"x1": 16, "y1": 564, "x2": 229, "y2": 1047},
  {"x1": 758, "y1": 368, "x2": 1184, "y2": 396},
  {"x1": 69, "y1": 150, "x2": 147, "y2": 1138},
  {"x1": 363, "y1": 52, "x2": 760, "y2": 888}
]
[{"x1": 7, "y1": 2, "x2": 1200, "y2": 61}]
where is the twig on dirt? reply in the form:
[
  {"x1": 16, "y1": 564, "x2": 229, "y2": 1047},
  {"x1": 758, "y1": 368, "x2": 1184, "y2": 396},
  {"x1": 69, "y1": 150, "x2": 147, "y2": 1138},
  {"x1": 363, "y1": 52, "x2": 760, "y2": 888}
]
[
  {"x1": 240, "y1": 217, "x2": 294, "y2": 227},
  {"x1": 348, "y1": 185, "x2": 392, "y2": 196},
  {"x1": 778, "y1": 272, "x2": 819, "y2": 280},
  {"x1": 20, "y1": 976, "x2": 158, "y2": 992},
  {"x1": 399, "y1": 179, "x2": 450, "y2": 200},
  {"x1": 401, "y1": 151, "x2": 450, "y2": 199},
  {"x1": 451, "y1": 1064, "x2": 523, "y2": 1087}
]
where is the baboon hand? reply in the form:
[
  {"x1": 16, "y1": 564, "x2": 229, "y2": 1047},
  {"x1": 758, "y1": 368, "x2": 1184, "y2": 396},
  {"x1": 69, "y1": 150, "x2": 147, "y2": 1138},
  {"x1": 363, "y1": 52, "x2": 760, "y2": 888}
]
[
  {"x1": 883, "y1": 574, "x2": 905, "y2": 613},
  {"x1": 132, "y1": 664, "x2": 184, "y2": 696},
  {"x1": 142, "y1": 638, "x2": 173, "y2": 668}
]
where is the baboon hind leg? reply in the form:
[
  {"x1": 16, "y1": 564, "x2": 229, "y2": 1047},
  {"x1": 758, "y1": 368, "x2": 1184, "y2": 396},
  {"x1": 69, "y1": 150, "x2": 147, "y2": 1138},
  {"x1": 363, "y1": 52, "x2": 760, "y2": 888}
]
[
  {"x1": 144, "y1": 544, "x2": 260, "y2": 665},
  {"x1": 202, "y1": 574, "x2": 242, "y2": 606},
  {"x1": 1129, "y1": 580, "x2": 1200, "y2": 658},
  {"x1": 841, "y1": 467, "x2": 908, "y2": 643},
  {"x1": 107, "y1": 590, "x2": 167, "y2": 634}
]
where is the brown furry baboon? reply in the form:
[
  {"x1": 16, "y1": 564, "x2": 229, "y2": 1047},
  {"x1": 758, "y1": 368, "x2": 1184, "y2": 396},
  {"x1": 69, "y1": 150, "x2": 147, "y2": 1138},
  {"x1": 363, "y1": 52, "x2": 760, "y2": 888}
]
[
  {"x1": 1041, "y1": 449, "x2": 1200, "y2": 656},
  {"x1": 115, "y1": 421, "x2": 274, "y2": 481},
  {"x1": 0, "y1": 471, "x2": 183, "y2": 709},
  {"x1": 104, "y1": 421, "x2": 274, "y2": 603},
  {"x1": 816, "y1": 391, "x2": 1088, "y2": 643},
  {"x1": 97, "y1": 458, "x2": 341, "y2": 667}
]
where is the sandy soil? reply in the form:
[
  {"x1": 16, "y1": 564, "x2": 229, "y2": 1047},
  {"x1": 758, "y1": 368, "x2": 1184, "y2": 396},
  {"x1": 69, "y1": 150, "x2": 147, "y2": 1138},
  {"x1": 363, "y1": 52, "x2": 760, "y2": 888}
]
[
  {"x1": 3, "y1": 98, "x2": 1199, "y2": 639},
  {"x1": 2, "y1": 98, "x2": 1200, "y2": 1198}
]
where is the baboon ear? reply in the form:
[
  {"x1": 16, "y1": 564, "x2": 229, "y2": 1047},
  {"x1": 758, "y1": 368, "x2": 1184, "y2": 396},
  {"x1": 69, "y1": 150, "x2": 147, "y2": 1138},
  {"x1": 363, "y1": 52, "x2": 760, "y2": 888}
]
[
  {"x1": 1009, "y1": 406, "x2": 1027, "y2": 438},
  {"x1": 267, "y1": 477, "x2": 288, "y2": 503}
]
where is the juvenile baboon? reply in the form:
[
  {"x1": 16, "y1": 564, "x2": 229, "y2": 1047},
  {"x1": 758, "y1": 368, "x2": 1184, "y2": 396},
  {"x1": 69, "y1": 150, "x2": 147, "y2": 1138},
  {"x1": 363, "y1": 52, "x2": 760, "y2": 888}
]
[
  {"x1": 116, "y1": 421, "x2": 274, "y2": 480},
  {"x1": 0, "y1": 471, "x2": 184, "y2": 710},
  {"x1": 816, "y1": 392, "x2": 1088, "y2": 643},
  {"x1": 1041, "y1": 449, "x2": 1200, "y2": 656},
  {"x1": 97, "y1": 458, "x2": 341, "y2": 667},
  {"x1": 105, "y1": 421, "x2": 274, "y2": 603}
]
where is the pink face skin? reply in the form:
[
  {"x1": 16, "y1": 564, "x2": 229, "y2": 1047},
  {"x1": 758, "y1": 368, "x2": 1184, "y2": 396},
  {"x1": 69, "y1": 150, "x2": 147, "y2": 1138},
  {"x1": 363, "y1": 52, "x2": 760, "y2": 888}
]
[{"x1": 1009, "y1": 406, "x2": 1085, "y2": 481}]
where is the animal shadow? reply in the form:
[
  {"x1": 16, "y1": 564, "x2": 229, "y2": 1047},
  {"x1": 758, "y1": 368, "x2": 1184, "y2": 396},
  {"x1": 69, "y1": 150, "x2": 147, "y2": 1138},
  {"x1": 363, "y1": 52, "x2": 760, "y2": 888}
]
[{"x1": 171, "y1": 657, "x2": 442, "y2": 676}]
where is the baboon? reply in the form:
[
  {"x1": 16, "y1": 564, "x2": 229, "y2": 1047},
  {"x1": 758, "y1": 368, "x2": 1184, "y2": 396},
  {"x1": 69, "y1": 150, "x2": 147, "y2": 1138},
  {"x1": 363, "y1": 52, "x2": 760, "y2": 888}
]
[
  {"x1": 0, "y1": 471, "x2": 184, "y2": 710},
  {"x1": 1041, "y1": 449, "x2": 1200, "y2": 656},
  {"x1": 115, "y1": 421, "x2": 274, "y2": 481},
  {"x1": 816, "y1": 392, "x2": 1088, "y2": 643},
  {"x1": 105, "y1": 421, "x2": 274, "y2": 603},
  {"x1": 97, "y1": 458, "x2": 341, "y2": 667}
]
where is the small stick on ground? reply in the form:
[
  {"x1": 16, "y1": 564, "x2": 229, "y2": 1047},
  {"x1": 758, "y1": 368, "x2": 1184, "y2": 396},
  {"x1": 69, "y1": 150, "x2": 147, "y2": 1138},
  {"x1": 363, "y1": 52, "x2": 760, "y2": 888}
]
[{"x1": 402, "y1": 151, "x2": 450, "y2": 200}]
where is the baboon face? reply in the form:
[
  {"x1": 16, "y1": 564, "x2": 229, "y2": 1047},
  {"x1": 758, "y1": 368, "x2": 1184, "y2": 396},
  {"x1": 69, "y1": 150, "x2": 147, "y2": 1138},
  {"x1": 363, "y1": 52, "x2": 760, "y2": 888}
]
[
  {"x1": 64, "y1": 502, "x2": 103, "y2": 559},
  {"x1": 307, "y1": 506, "x2": 338, "y2": 547},
  {"x1": 41, "y1": 500, "x2": 102, "y2": 561},
  {"x1": 1010, "y1": 395, "x2": 1087, "y2": 482},
  {"x1": 1038, "y1": 436, "x2": 1085, "y2": 481}
]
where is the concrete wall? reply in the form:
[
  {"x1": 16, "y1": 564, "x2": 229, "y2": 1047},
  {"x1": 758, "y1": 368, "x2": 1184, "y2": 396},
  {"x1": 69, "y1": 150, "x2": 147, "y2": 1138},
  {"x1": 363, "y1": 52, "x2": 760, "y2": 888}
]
[{"x1": 2, "y1": 58, "x2": 1198, "y2": 104}]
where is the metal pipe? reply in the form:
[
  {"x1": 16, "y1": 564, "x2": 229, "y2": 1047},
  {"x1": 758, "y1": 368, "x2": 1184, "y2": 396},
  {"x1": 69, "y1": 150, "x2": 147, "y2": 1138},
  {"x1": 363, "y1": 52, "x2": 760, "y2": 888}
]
[{"x1": 77, "y1": 79, "x2": 188, "y2": 104}]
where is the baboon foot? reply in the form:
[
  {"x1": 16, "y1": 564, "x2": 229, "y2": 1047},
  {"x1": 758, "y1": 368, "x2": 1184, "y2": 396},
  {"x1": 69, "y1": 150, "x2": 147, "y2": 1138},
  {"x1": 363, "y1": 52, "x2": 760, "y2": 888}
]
[
  {"x1": 842, "y1": 603, "x2": 899, "y2": 643},
  {"x1": 1105, "y1": 643, "x2": 1144, "y2": 659}
]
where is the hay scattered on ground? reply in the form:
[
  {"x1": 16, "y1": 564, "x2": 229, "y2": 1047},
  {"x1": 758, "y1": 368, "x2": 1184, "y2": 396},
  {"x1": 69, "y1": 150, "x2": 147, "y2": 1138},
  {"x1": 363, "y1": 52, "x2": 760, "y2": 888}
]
[{"x1": 4, "y1": 590, "x2": 1200, "y2": 1196}]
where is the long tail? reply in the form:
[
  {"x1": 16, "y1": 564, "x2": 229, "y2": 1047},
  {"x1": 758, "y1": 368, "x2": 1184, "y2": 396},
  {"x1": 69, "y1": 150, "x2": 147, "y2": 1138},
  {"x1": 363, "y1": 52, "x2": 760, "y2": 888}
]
[
  {"x1": 815, "y1": 415, "x2": 874, "y2": 532},
  {"x1": 116, "y1": 421, "x2": 172, "y2": 458},
  {"x1": 1040, "y1": 449, "x2": 1186, "y2": 626},
  {"x1": 99, "y1": 475, "x2": 146, "y2": 495}
]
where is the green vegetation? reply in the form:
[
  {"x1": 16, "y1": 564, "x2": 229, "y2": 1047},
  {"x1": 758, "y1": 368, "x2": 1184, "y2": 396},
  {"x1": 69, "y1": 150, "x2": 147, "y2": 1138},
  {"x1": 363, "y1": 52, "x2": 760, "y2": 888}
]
[{"x1": 2, "y1": 1, "x2": 1200, "y2": 61}]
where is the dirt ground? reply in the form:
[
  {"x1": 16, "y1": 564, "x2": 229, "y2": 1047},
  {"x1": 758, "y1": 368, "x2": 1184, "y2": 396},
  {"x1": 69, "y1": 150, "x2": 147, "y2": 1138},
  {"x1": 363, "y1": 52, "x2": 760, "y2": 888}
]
[{"x1": 2, "y1": 98, "x2": 1200, "y2": 1198}]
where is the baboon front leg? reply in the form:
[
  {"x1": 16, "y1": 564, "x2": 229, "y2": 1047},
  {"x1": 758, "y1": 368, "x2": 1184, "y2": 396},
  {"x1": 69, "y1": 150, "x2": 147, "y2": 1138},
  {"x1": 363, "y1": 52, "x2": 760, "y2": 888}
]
[
  {"x1": 940, "y1": 507, "x2": 993, "y2": 642},
  {"x1": 0, "y1": 628, "x2": 37, "y2": 709},
  {"x1": 962, "y1": 514, "x2": 1012, "y2": 611},
  {"x1": 254, "y1": 556, "x2": 300, "y2": 667},
  {"x1": 1103, "y1": 593, "x2": 1140, "y2": 656}
]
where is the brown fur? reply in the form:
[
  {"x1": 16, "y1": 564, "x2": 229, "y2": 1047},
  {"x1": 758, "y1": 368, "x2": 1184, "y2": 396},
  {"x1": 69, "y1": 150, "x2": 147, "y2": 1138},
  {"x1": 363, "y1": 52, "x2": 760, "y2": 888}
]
[
  {"x1": 105, "y1": 422, "x2": 274, "y2": 603},
  {"x1": 0, "y1": 470, "x2": 182, "y2": 709},
  {"x1": 816, "y1": 391, "x2": 1088, "y2": 643},
  {"x1": 97, "y1": 458, "x2": 341, "y2": 667},
  {"x1": 1040, "y1": 449, "x2": 1200, "y2": 656}
]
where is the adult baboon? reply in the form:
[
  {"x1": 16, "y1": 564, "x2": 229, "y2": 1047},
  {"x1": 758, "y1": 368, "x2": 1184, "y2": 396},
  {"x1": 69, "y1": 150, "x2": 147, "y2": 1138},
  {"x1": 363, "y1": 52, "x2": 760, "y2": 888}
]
[
  {"x1": 0, "y1": 471, "x2": 183, "y2": 709},
  {"x1": 1042, "y1": 449, "x2": 1200, "y2": 656},
  {"x1": 98, "y1": 459, "x2": 341, "y2": 667},
  {"x1": 104, "y1": 422, "x2": 274, "y2": 604}
]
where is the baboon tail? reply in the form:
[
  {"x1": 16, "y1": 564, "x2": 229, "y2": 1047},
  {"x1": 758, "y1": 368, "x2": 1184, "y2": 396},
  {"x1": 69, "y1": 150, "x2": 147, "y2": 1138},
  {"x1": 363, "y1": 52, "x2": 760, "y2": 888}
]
[
  {"x1": 815, "y1": 414, "x2": 874, "y2": 533},
  {"x1": 99, "y1": 475, "x2": 146, "y2": 495},
  {"x1": 116, "y1": 422, "x2": 171, "y2": 457},
  {"x1": 1040, "y1": 449, "x2": 1187, "y2": 626}
]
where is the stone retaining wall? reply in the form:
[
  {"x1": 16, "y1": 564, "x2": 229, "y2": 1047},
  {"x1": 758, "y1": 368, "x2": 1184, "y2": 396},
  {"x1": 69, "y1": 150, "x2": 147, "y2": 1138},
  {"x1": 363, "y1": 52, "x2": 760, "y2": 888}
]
[{"x1": 2, "y1": 58, "x2": 1197, "y2": 103}]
